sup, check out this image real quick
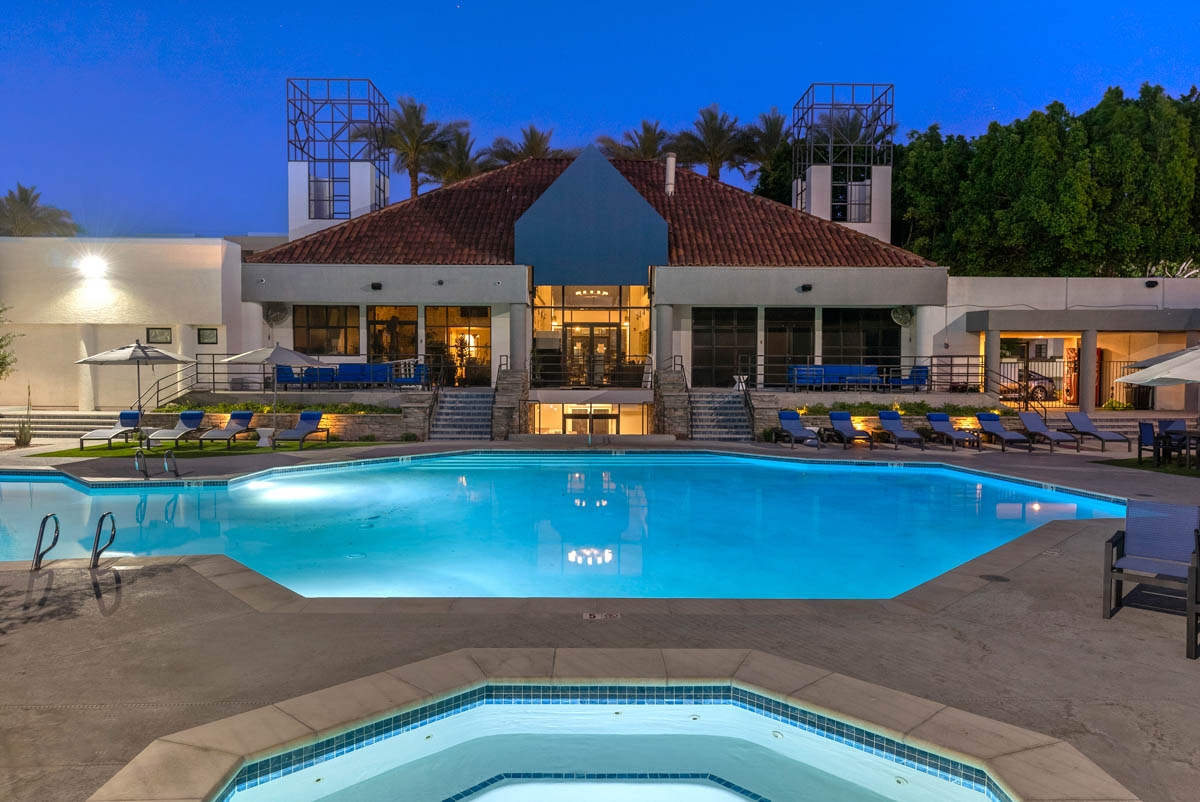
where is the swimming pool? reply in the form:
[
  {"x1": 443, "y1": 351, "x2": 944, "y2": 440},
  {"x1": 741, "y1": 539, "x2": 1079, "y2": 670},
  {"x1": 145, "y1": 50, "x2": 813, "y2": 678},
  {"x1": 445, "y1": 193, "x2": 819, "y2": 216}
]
[{"x1": 0, "y1": 451, "x2": 1122, "y2": 598}]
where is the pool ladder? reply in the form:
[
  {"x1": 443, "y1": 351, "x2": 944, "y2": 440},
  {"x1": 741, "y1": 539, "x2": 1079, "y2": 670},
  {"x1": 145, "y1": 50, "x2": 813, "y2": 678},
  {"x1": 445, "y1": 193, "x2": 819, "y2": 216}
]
[
  {"x1": 133, "y1": 448, "x2": 178, "y2": 479},
  {"x1": 29, "y1": 511, "x2": 118, "y2": 571}
]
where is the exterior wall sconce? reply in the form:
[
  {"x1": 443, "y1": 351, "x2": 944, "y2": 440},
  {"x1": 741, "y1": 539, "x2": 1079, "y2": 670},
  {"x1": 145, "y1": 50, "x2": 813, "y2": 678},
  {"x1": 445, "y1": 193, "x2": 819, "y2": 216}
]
[
  {"x1": 797, "y1": 284, "x2": 813, "y2": 293},
  {"x1": 1144, "y1": 280, "x2": 1159, "y2": 288},
  {"x1": 370, "y1": 282, "x2": 383, "y2": 290}
]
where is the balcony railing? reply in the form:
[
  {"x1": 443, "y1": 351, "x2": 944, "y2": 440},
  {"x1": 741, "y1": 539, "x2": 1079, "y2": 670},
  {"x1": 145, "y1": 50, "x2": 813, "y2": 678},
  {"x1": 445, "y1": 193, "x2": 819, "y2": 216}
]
[
  {"x1": 734, "y1": 354, "x2": 985, "y2": 393},
  {"x1": 530, "y1": 354, "x2": 652, "y2": 388}
]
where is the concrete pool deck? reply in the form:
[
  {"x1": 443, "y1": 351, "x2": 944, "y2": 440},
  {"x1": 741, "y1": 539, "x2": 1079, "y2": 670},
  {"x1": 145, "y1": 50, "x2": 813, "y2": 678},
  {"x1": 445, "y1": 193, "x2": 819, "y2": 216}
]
[{"x1": 1, "y1": 443, "x2": 1198, "y2": 801}]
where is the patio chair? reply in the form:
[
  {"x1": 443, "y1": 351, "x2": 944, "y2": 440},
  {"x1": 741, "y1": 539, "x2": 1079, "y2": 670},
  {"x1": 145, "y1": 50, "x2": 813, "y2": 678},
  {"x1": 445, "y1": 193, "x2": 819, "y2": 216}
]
[
  {"x1": 199, "y1": 410, "x2": 256, "y2": 449},
  {"x1": 1017, "y1": 412, "x2": 1079, "y2": 452},
  {"x1": 146, "y1": 411, "x2": 207, "y2": 448},
  {"x1": 1160, "y1": 419, "x2": 1187, "y2": 451},
  {"x1": 776, "y1": 411, "x2": 822, "y2": 449},
  {"x1": 877, "y1": 410, "x2": 924, "y2": 450},
  {"x1": 788, "y1": 365, "x2": 824, "y2": 391},
  {"x1": 827, "y1": 411, "x2": 874, "y2": 449},
  {"x1": 1103, "y1": 500, "x2": 1200, "y2": 659},
  {"x1": 1063, "y1": 411, "x2": 1131, "y2": 452},
  {"x1": 975, "y1": 413, "x2": 1031, "y2": 452},
  {"x1": 335, "y1": 363, "x2": 367, "y2": 387},
  {"x1": 273, "y1": 410, "x2": 329, "y2": 449},
  {"x1": 79, "y1": 410, "x2": 143, "y2": 450},
  {"x1": 925, "y1": 412, "x2": 980, "y2": 451},
  {"x1": 889, "y1": 365, "x2": 929, "y2": 392}
]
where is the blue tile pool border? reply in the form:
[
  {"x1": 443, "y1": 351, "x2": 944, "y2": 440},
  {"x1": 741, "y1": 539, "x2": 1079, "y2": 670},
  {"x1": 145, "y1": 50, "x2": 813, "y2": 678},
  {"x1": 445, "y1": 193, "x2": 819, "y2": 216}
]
[
  {"x1": 214, "y1": 683, "x2": 1014, "y2": 802},
  {"x1": 0, "y1": 448, "x2": 1127, "y2": 507}
]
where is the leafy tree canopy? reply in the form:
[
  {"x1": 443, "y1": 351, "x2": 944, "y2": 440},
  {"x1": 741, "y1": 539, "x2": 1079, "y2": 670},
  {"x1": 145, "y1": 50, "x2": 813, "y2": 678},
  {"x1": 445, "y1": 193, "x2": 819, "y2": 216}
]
[{"x1": 0, "y1": 183, "x2": 81, "y2": 236}]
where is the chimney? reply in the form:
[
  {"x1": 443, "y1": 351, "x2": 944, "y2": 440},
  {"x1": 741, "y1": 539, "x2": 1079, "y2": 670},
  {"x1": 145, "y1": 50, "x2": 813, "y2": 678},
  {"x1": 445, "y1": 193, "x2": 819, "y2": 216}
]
[{"x1": 664, "y1": 152, "x2": 676, "y2": 197}]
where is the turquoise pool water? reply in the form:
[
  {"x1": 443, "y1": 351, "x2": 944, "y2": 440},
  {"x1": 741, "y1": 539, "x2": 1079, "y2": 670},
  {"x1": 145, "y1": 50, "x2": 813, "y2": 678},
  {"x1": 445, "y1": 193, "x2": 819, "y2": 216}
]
[{"x1": 0, "y1": 452, "x2": 1121, "y2": 598}]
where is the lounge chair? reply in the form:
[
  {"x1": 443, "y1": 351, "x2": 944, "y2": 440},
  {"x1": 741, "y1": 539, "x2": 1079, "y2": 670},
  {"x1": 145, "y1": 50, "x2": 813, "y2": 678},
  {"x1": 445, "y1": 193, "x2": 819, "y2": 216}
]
[
  {"x1": 877, "y1": 410, "x2": 924, "y2": 450},
  {"x1": 975, "y1": 413, "x2": 1031, "y2": 452},
  {"x1": 147, "y1": 411, "x2": 207, "y2": 447},
  {"x1": 199, "y1": 410, "x2": 256, "y2": 449},
  {"x1": 273, "y1": 410, "x2": 329, "y2": 449},
  {"x1": 925, "y1": 413, "x2": 980, "y2": 451},
  {"x1": 1103, "y1": 500, "x2": 1200, "y2": 659},
  {"x1": 828, "y1": 411, "x2": 874, "y2": 449},
  {"x1": 1017, "y1": 412, "x2": 1079, "y2": 452},
  {"x1": 79, "y1": 410, "x2": 142, "y2": 449},
  {"x1": 777, "y1": 411, "x2": 822, "y2": 448},
  {"x1": 1063, "y1": 411, "x2": 1130, "y2": 452}
]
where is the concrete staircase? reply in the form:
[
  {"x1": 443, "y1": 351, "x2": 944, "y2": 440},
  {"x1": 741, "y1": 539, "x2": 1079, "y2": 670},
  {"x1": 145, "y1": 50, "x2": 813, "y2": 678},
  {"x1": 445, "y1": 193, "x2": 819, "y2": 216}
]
[
  {"x1": 0, "y1": 410, "x2": 120, "y2": 440},
  {"x1": 689, "y1": 391, "x2": 753, "y2": 441},
  {"x1": 429, "y1": 389, "x2": 494, "y2": 441}
]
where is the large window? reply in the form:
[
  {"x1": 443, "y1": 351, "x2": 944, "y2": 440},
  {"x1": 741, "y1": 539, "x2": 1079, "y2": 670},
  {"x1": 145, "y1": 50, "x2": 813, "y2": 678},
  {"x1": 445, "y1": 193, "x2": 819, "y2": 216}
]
[
  {"x1": 764, "y1": 308, "x2": 814, "y2": 385},
  {"x1": 367, "y1": 306, "x2": 417, "y2": 361},
  {"x1": 531, "y1": 286, "x2": 651, "y2": 387},
  {"x1": 293, "y1": 305, "x2": 360, "y2": 355},
  {"x1": 528, "y1": 402, "x2": 648, "y2": 435},
  {"x1": 831, "y1": 165, "x2": 871, "y2": 223},
  {"x1": 425, "y1": 306, "x2": 491, "y2": 386},
  {"x1": 822, "y1": 308, "x2": 899, "y2": 364},
  {"x1": 691, "y1": 307, "x2": 757, "y2": 388}
]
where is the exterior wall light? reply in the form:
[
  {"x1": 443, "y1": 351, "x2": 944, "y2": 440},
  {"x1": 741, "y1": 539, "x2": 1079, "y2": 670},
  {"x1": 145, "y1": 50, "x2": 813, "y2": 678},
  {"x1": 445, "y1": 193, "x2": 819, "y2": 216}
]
[
  {"x1": 77, "y1": 254, "x2": 108, "y2": 278},
  {"x1": 370, "y1": 282, "x2": 383, "y2": 290},
  {"x1": 797, "y1": 283, "x2": 813, "y2": 293},
  {"x1": 1145, "y1": 280, "x2": 1159, "y2": 288}
]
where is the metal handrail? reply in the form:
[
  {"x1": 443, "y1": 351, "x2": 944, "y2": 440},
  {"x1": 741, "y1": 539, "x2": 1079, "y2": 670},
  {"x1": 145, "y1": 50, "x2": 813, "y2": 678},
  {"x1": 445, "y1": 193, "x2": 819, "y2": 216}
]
[
  {"x1": 31, "y1": 513, "x2": 60, "y2": 571},
  {"x1": 163, "y1": 450, "x2": 179, "y2": 478},
  {"x1": 132, "y1": 449, "x2": 150, "y2": 479},
  {"x1": 89, "y1": 512, "x2": 117, "y2": 569}
]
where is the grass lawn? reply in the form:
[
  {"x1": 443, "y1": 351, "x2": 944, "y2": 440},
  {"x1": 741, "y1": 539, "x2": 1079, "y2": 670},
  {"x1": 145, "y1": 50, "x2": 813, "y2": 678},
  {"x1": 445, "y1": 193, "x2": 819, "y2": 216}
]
[
  {"x1": 31, "y1": 439, "x2": 393, "y2": 459},
  {"x1": 1099, "y1": 457, "x2": 1200, "y2": 477}
]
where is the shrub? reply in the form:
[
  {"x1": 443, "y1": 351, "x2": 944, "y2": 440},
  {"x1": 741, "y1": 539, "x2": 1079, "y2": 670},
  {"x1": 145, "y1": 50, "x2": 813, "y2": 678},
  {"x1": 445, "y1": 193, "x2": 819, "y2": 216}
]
[
  {"x1": 761, "y1": 427, "x2": 777, "y2": 443},
  {"x1": 401, "y1": 432, "x2": 419, "y2": 442},
  {"x1": 1100, "y1": 398, "x2": 1134, "y2": 411},
  {"x1": 156, "y1": 400, "x2": 402, "y2": 415},
  {"x1": 359, "y1": 433, "x2": 377, "y2": 442},
  {"x1": 13, "y1": 386, "x2": 32, "y2": 447}
]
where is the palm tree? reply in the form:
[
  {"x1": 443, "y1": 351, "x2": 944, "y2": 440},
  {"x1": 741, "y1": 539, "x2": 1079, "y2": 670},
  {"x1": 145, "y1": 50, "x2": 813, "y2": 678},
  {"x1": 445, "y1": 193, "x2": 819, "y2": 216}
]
[
  {"x1": 426, "y1": 129, "x2": 497, "y2": 186},
  {"x1": 807, "y1": 109, "x2": 897, "y2": 165},
  {"x1": 743, "y1": 107, "x2": 788, "y2": 181},
  {"x1": 0, "y1": 184, "x2": 81, "y2": 236},
  {"x1": 672, "y1": 104, "x2": 749, "y2": 181},
  {"x1": 485, "y1": 125, "x2": 575, "y2": 164},
  {"x1": 352, "y1": 97, "x2": 465, "y2": 199},
  {"x1": 596, "y1": 120, "x2": 674, "y2": 159}
]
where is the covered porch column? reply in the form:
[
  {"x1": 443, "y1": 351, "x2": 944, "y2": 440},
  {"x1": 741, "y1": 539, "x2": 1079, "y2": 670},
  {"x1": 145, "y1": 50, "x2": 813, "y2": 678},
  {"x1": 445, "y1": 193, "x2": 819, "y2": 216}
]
[
  {"x1": 1187, "y1": 330, "x2": 1199, "y2": 414},
  {"x1": 1079, "y1": 329, "x2": 1098, "y2": 413},
  {"x1": 655, "y1": 304, "x2": 674, "y2": 369},
  {"x1": 508, "y1": 302, "x2": 528, "y2": 371},
  {"x1": 984, "y1": 329, "x2": 1001, "y2": 393}
]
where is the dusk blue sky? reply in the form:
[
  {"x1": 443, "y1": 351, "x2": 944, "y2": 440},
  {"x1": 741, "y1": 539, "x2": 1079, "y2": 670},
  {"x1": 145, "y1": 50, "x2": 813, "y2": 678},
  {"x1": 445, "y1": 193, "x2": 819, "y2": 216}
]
[{"x1": 2, "y1": 1, "x2": 1197, "y2": 237}]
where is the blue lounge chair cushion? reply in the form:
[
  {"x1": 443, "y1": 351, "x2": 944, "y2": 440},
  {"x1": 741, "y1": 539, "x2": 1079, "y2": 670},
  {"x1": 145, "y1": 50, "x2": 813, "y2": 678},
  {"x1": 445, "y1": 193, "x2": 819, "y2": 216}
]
[
  {"x1": 878, "y1": 410, "x2": 922, "y2": 440},
  {"x1": 1065, "y1": 411, "x2": 1128, "y2": 441},
  {"x1": 117, "y1": 410, "x2": 142, "y2": 428},
  {"x1": 976, "y1": 413, "x2": 1027, "y2": 442},
  {"x1": 229, "y1": 410, "x2": 254, "y2": 426},
  {"x1": 178, "y1": 411, "x2": 205, "y2": 428}
]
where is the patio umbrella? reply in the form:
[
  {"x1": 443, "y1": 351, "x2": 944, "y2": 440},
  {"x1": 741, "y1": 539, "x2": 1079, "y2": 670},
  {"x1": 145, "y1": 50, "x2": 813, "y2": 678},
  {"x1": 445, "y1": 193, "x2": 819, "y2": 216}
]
[
  {"x1": 75, "y1": 340, "x2": 195, "y2": 412},
  {"x1": 1126, "y1": 345, "x2": 1200, "y2": 371},
  {"x1": 1116, "y1": 349, "x2": 1200, "y2": 387},
  {"x1": 221, "y1": 344, "x2": 321, "y2": 428}
]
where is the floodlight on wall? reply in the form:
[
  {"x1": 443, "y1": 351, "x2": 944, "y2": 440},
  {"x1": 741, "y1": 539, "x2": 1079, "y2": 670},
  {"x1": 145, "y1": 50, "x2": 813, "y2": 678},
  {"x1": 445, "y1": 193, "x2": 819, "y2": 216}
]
[
  {"x1": 1145, "y1": 280, "x2": 1159, "y2": 288},
  {"x1": 797, "y1": 284, "x2": 813, "y2": 293},
  {"x1": 370, "y1": 282, "x2": 382, "y2": 291},
  {"x1": 77, "y1": 254, "x2": 108, "y2": 279}
]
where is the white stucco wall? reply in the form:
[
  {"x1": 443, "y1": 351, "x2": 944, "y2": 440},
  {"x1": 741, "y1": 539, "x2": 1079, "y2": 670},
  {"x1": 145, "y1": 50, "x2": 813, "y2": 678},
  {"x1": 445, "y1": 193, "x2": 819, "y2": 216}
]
[{"x1": 0, "y1": 237, "x2": 242, "y2": 409}]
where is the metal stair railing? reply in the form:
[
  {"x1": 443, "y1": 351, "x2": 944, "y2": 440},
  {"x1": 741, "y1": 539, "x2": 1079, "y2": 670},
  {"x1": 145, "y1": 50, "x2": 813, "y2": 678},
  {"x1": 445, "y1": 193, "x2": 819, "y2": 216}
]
[
  {"x1": 31, "y1": 513, "x2": 60, "y2": 571},
  {"x1": 89, "y1": 512, "x2": 117, "y2": 569}
]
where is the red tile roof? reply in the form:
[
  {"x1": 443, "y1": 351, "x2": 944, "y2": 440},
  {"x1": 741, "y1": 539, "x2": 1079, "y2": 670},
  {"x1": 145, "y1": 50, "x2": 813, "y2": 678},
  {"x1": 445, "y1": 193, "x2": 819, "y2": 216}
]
[{"x1": 248, "y1": 158, "x2": 935, "y2": 268}]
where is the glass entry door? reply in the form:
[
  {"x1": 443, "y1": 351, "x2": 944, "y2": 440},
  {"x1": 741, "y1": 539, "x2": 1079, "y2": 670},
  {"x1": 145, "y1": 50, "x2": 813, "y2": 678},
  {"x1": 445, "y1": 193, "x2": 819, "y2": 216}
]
[{"x1": 566, "y1": 325, "x2": 619, "y2": 386}]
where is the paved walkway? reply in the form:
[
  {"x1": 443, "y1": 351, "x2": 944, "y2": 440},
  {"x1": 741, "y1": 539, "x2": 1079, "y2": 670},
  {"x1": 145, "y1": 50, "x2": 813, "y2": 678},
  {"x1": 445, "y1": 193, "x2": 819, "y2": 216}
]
[{"x1": 1, "y1": 441, "x2": 1198, "y2": 801}]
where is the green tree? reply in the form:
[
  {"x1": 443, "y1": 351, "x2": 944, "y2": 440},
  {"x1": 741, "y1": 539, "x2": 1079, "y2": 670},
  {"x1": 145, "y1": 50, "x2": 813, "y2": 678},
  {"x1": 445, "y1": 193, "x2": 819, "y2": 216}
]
[
  {"x1": 0, "y1": 305, "x2": 17, "y2": 381},
  {"x1": 0, "y1": 183, "x2": 81, "y2": 236},
  {"x1": 891, "y1": 125, "x2": 971, "y2": 258},
  {"x1": 486, "y1": 125, "x2": 575, "y2": 164},
  {"x1": 673, "y1": 104, "x2": 748, "y2": 181},
  {"x1": 426, "y1": 128, "x2": 496, "y2": 186},
  {"x1": 753, "y1": 141, "x2": 793, "y2": 205},
  {"x1": 743, "y1": 107, "x2": 788, "y2": 181},
  {"x1": 353, "y1": 97, "x2": 465, "y2": 199},
  {"x1": 596, "y1": 120, "x2": 674, "y2": 159}
]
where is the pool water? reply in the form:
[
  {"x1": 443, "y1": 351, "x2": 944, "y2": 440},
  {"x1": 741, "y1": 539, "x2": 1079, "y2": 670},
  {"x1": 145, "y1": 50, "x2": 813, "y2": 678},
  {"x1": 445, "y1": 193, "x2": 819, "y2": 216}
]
[{"x1": 0, "y1": 452, "x2": 1121, "y2": 598}]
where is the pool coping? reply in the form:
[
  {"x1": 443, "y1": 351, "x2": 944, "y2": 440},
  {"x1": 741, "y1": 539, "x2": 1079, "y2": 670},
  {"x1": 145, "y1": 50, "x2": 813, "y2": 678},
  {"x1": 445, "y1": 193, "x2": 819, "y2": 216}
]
[{"x1": 83, "y1": 647, "x2": 1138, "y2": 802}]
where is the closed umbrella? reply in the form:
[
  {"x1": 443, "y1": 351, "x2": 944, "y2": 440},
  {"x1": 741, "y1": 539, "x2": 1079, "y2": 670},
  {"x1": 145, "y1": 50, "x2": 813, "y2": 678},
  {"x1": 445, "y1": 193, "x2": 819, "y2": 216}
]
[
  {"x1": 75, "y1": 340, "x2": 195, "y2": 412},
  {"x1": 1116, "y1": 349, "x2": 1200, "y2": 387},
  {"x1": 221, "y1": 344, "x2": 321, "y2": 428}
]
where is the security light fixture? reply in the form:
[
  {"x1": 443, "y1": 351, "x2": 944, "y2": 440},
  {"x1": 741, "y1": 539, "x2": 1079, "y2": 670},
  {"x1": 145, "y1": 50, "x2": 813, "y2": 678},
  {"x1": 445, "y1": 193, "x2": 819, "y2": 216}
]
[
  {"x1": 1145, "y1": 280, "x2": 1159, "y2": 288},
  {"x1": 77, "y1": 254, "x2": 107, "y2": 279},
  {"x1": 797, "y1": 283, "x2": 813, "y2": 293},
  {"x1": 370, "y1": 282, "x2": 382, "y2": 290}
]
